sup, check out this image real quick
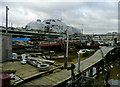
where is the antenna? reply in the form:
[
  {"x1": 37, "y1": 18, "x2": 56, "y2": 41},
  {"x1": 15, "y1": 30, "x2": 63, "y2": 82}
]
[
  {"x1": 80, "y1": 24, "x2": 87, "y2": 35},
  {"x1": 82, "y1": 24, "x2": 83, "y2": 35}
]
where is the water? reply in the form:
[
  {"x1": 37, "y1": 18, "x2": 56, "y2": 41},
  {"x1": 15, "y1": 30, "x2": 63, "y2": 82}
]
[
  {"x1": 108, "y1": 79, "x2": 120, "y2": 86},
  {"x1": 95, "y1": 60, "x2": 120, "y2": 87},
  {"x1": 85, "y1": 60, "x2": 120, "y2": 87},
  {"x1": 108, "y1": 61, "x2": 120, "y2": 87}
]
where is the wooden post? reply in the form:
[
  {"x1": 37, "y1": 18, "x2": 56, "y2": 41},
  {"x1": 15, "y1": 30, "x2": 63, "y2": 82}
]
[
  {"x1": 77, "y1": 73, "x2": 81, "y2": 87},
  {"x1": 104, "y1": 68, "x2": 110, "y2": 87},
  {"x1": 83, "y1": 72, "x2": 86, "y2": 86},
  {"x1": 67, "y1": 64, "x2": 75, "y2": 87},
  {"x1": 90, "y1": 67, "x2": 93, "y2": 77},
  {"x1": 96, "y1": 65, "x2": 99, "y2": 78},
  {"x1": 78, "y1": 53, "x2": 81, "y2": 73}
]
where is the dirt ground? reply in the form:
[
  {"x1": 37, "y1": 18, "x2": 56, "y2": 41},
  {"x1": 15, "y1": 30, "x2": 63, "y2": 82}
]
[
  {"x1": 51, "y1": 50, "x2": 92, "y2": 66},
  {"x1": 2, "y1": 47, "x2": 96, "y2": 80},
  {"x1": 2, "y1": 61, "x2": 39, "y2": 78}
]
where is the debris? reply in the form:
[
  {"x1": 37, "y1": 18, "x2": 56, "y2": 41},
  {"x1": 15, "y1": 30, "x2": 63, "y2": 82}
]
[
  {"x1": 37, "y1": 64, "x2": 50, "y2": 71},
  {"x1": 0, "y1": 72, "x2": 11, "y2": 87},
  {"x1": 9, "y1": 73, "x2": 15, "y2": 80},
  {"x1": 28, "y1": 57, "x2": 55, "y2": 65},
  {"x1": 21, "y1": 59, "x2": 27, "y2": 64},
  {"x1": 12, "y1": 53, "x2": 18, "y2": 59},
  {"x1": 21, "y1": 54, "x2": 27, "y2": 64}
]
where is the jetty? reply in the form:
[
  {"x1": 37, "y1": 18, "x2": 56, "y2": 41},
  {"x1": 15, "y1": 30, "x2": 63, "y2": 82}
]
[{"x1": 14, "y1": 46, "x2": 117, "y2": 86}]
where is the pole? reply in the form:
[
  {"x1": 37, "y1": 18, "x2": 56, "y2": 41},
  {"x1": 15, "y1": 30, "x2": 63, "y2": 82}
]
[
  {"x1": 80, "y1": 33, "x2": 81, "y2": 47},
  {"x1": 11, "y1": 23, "x2": 12, "y2": 29},
  {"x1": 67, "y1": 64, "x2": 75, "y2": 87},
  {"x1": 78, "y1": 53, "x2": 80, "y2": 73},
  {"x1": 64, "y1": 28, "x2": 69, "y2": 68},
  {"x1": 6, "y1": 6, "x2": 8, "y2": 33},
  {"x1": 82, "y1": 24, "x2": 83, "y2": 35}
]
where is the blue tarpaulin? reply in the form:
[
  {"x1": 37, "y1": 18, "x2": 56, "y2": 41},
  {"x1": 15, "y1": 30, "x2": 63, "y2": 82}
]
[{"x1": 12, "y1": 38, "x2": 30, "y2": 41}]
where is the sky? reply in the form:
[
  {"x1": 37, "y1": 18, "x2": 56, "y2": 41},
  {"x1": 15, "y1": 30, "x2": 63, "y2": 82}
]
[{"x1": 0, "y1": 0, "x2": 119, "y2": 34}]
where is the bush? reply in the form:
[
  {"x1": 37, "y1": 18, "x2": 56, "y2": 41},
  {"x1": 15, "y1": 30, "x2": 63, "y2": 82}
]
[{"x1": 5, "y1": 70, "x2": 16, "y2": 74}]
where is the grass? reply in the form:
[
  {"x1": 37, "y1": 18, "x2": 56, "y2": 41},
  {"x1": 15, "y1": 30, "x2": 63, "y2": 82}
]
[{"x1": 51, "y1": 47, "x2": 96, "y2": 66}]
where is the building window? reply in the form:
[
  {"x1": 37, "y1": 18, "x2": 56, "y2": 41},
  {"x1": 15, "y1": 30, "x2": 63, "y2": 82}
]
[
  {"x1": 59, "y1": 26, "x2": 60, "y2": 30},
  {"x1": 61, "y1": 26, "x2": 63, "y2": 30},
  {"x1": 52, "y1": 20, "x2": 55, "y2": 22}
]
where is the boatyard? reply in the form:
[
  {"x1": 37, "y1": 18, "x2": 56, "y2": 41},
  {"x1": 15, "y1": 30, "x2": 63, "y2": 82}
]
[
  {"x1": 0, "y1": 1, "x2": 120, "y2": 87},
  {"x1": 2, "y1": 46, "x2": 120, "y2": 87},
  {"x1": 1, "y1": 28, "x2": 120, "y2": 87}
]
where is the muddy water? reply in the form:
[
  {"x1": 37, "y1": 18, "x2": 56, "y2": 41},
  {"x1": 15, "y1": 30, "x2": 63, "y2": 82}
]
[
  {"x1": 93, "y1": 60, "x2": 120, "y2": 87},
  {"x1": 108, "y1": 61, "x2": 120, "y2": 86}
]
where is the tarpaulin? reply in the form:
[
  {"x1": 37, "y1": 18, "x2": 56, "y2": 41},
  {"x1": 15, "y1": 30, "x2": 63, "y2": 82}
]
[{"x1": 12, "y1": 38, "x2": 30, "y2": 41}]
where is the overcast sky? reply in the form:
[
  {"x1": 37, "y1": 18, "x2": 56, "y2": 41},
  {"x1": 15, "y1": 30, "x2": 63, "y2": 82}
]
[{"x1": 1, "y1": 0, "x2": 119, "y2": 34}]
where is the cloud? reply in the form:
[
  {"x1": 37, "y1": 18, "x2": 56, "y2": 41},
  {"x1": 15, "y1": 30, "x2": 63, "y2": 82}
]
[{"x1": 1, "y1": 1, "x2": 118, "y2": 34}]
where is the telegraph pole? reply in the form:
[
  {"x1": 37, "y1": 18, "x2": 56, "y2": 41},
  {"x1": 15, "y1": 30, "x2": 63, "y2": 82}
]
[
  {"x1": 6, "y1": 6, "x2": 9, "y2": 33},
  {"x1": 81, "y1": 24, "x2": 84, "y2": 35},
  {"x1": 64, "y1": 28, "x2": 69, "y2": 69}
]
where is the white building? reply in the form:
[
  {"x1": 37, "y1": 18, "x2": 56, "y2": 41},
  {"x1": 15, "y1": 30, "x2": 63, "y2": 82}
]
[
  {"x1": 43, "y1": 19, "x2": 67, "y2": 33},
  {"x1": 26, "y1": 18, "x2": 81, "y2": 34},
  {"x1": 26, "y1": 19, "x2": 45, "y2": 31}
]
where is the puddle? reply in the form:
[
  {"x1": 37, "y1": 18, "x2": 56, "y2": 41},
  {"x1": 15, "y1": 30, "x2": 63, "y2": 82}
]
[
  {"x1": 108, "y1": 79, "x2": 120, "y2": 86},
  {"x1": 90, "y1": 61, "x2": 120, "y2": 86}
]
